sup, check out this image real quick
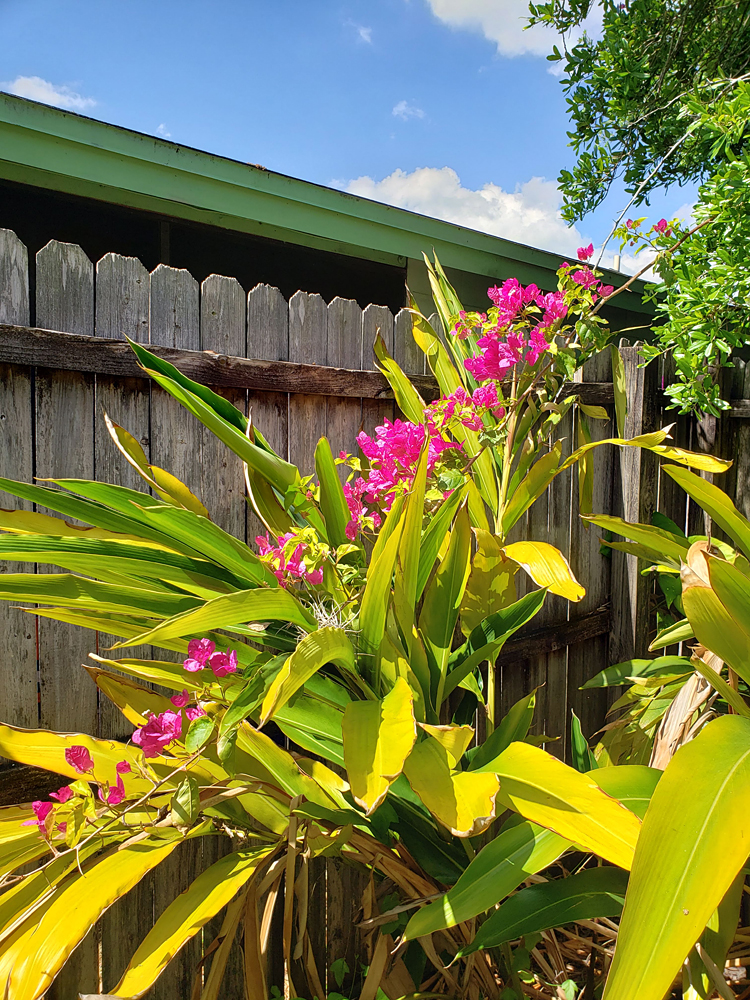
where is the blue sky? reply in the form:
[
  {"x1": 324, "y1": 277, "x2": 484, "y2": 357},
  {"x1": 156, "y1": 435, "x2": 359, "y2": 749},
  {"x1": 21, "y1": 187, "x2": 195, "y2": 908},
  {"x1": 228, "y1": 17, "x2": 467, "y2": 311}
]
[{"x1": 1, "y1": 0, "x2": 696, "y2": 269}]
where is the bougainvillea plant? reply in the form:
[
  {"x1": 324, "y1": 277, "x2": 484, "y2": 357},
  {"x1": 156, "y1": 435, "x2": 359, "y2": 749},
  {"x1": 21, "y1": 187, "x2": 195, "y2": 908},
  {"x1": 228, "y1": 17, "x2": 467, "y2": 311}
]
[{"x1": 0, "y1": 255, "x2": 726, "y2": 1000}]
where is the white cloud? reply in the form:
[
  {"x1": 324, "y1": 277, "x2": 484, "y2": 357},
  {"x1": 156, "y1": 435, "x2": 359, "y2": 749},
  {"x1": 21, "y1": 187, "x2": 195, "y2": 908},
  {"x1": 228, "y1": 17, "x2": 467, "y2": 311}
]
[
  {"x1": 156, "y1": 123, "x2": 171, "y2": 138},
  {"x1": 2, "y1": 75, "x2": 95, "y2": 110},
  {"x1": 393, "y1": 100, "x2": 425, "y2": 121},
  {"x1": 425, "y1": 0, "x2": 601, "y2": 58},
  {"x1": 357, "y1": 25, "x2": 373, "y2": 43},
  {"x1": 346, "y1": 165, "x2": 585, "y2": 256}
]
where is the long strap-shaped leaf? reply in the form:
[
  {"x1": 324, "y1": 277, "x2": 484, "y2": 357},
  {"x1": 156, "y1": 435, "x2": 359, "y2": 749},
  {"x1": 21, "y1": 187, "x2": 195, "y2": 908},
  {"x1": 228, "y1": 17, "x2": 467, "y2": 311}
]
[
  {"x1": 603, "y1": 714, "x2": 750, "y2": 1000},
  {"x1": 111, "y1": 847, "x2": 273, "y2": 999}
]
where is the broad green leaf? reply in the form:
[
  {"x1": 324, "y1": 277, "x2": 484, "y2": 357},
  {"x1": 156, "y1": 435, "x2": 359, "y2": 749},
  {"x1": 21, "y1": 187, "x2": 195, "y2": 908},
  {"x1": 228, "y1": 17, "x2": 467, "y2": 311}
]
[
  {"x1": 502, "y1": 443, "x2": 562, "y2": 535},
  {"x1": 682, "y1": 575, "x2": 750, "y2": 685},
  {"x1": 582, "y1": 656, "x2": 693, "y2": 689},
  {"x1": 684, "y1": 873, "x2": 745, "y2": 1000},
  {"x1": 0, "y1": 535, "x2": 246, "y2": 598},
  {"x1": 443, "y1": 589, "x2": 547, "y2": 701},
  {"x1": 420, "y1": 503, "x2": 471, "y2": 705},
  {"x1": 503, "y1": 540, "x2": 585, "y2": 602},
  {"x1": 603, "y1": 715, "x2": 750, "y2": 1000},
  {"x1": 611, "y1": 344, "x2": 627, "y2": 438},
  {"x1": 408, "y1": 298, "x2": 462, "y2": 398},
  {"x1": 460, "y1": 529, "x2": 517, "y2": 636},
  {"x1": 129, "y1": 339, "x2": 249, "y2": 433},
  {"x1": 245, "y1": 466, "x2": 295, "y2": 537},
  {"x1": 582, "y1": 514, "x2": 689, "y2": 566},
  {"x1": 170, "y1": 774, "x2": 200, "y2": 828},
  {"x1": 358, "y1": 504, "x2": 404, "y2": 659},
  {"x1": 416, "y1": 484, "x2": 467, "y2": 600},
  {"x1": 0, "y1": 573, "x2": 199, "y2": 618},
  {"x1": 114, "y1": 848, "x2": 269, "y2": 1000},
  {"x1": 662, "y1": 466, "x2": 750, "y2": 559},
  {"x1": 260, "y1": 627, "x2": 355, "y2": 725},
  {"x1": 463, "y1": 866, "x2": 628, "y2": 954},
  {"x1": 184, "y1": 716, "x2": 215, "y2": 752},
  {"x1": 343, "y1": 676, "x2": 417, "y2": 813},
  {"x1": 475, "y1": 742, "x2": 642, "y2": 870},
  {"x1": 403, "y1": 736, "x2": 499, "y2": 838},
  {"x1": 133, "y1": 362, "x2": 298, "y2": 494},
  {"x1": 88, "y1": 654, "x2": 204, "y2": 692},
  {"x1": 0, "y1": 507, "x2": 146, "y2": 542},
  {"x1": 468, "y1": 690, "x2": 537, "y2": 770},
  {"x1": 570, "y1": 710, "x2": 597, "y2": 772},
  {"x1": 372, "y1": 332, "x2": 426, "y2": 425},
  {"x1": 315, "y1": 437, "x2": 350, "y2": 547},
  {"x1": 6, "y1": 837, "x2": 181, "y2": 1000},
  {"x1": 404, "y1": 819, "x2": 570, "y2": 940},
  {"x1": 393, "y1": 447, "x2": 428, "y2": 655},
  {"x1": 405, "y1": 764, "x2": 661, "y2": 939},
  {"x1": 235, "y1": 724, "x2": 335, "y2": 807},
  {"x1": 649, "y1": 617, "x2": 694, "y2": 650},
  {"x1": 116, "y1": 587, "x2": 316, "y2": 649}
]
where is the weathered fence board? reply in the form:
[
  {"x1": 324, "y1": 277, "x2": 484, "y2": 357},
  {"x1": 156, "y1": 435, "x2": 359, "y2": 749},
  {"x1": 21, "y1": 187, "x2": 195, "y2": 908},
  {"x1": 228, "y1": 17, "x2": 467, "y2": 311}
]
[{"x1": 2, "y1": 227, "x2": 750, "y2": 996}]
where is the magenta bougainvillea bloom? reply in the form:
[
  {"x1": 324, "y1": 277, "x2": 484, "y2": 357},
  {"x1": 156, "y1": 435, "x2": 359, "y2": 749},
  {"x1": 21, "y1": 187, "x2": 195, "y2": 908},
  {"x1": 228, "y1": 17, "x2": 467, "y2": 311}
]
[
  {"x1": 186, "y1": 704, "x2": 206, "y2": 721},
  {"x1": 170, "y1": 689, "x2": 190, "y2": 708},
  {"x1": 49, "y1": 785, "x2": 73, "y2": 803},
  {"x1": 132, "y1": 710, "x2": 182, "y2": 758},
  {"x1": 256, "y1": 534, "x2": 324, "y2": 587},
  {"x1": 577, "y1": 243, "x2": 594, "y2": 261},
  {"x1": 116, "y1": 760, "x2": 131, "y2": 775},
  {"x1": 22, "y1": 800, "x2": 53, "y2": 828},
  {"x1": 572, "y1": 268, "x2": 599, "y2": 290},
  {"x1": 183, "y1": 637, "x2": 216, "y2": 673},
  {"x1": 65, "y1": 745, "x2": 94, "y2": 774}
]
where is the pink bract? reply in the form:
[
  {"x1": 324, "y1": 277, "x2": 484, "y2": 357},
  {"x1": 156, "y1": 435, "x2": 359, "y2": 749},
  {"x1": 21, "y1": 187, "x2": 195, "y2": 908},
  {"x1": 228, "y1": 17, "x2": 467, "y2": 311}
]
[
  {"x1": 49, "y1": 785, "x2": 73, "y2": 803},
  {"x1": 170, "y1": 689, "x2": 190, "y2": 708},
  {"x1": 65, "y1": 745, "x2": 94, "y2": 774},
  {"x1": 132, "y1": 710, "x2": 183, "y2": 758},
  {"x1": 207, "y1": 649, "x2": 238, "y2": 678},
  {"x1": 183, "y1": 637, "x2": 215, "y2": 673}
]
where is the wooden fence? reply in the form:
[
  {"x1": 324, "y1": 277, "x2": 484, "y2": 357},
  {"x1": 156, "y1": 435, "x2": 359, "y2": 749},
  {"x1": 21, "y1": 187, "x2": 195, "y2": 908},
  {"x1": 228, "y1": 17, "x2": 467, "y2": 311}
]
[{"x1": 0, "y1": 228, "x2": 747, "y2": 998}]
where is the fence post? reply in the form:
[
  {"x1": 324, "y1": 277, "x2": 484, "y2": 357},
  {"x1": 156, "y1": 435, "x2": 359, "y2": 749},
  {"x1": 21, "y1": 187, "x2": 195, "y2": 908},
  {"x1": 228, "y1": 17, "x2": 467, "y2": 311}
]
[
  {"x1": 609, "y1": 340, "x2": 659, "y2": 663},
  {"x1": 0, "y1": 230, "x2": 36, "y2": 733}
]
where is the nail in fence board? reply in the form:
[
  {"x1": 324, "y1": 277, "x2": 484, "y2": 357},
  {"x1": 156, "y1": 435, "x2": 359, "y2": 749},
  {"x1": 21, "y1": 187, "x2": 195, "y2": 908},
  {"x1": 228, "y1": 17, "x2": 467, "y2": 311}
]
[
  {"x1": 147, "y1": 262, "x2": 204, "y2": 999},
  {"x1": 0, "y1": 230, "x2": 35, "y2": 732},
  {"x1": 34, "y1": 239, "x2": 99, "y2": 999}
]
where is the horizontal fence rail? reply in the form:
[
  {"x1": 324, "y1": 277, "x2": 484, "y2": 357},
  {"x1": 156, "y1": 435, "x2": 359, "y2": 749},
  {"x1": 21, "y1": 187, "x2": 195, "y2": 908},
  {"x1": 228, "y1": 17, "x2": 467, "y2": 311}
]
[{"x1": 1, "y1": 227, "x2": 748, "y2": 998}]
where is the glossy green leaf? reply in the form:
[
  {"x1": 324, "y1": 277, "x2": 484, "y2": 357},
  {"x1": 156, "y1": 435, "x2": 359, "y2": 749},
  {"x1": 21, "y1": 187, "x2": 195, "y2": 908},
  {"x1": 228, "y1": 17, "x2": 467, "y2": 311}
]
[
  {"x1": 421, "y1": 503, "x2": 471, "y2": 705},
  {"x1": 184, "y1": 716, "x2": 215, "y2": 753},
  {"x1": 582, "y1": 656, "x2": 693, "y2": 689},
  {"x1": 682, "y1": 575, "x2": 750, "y2": 684},
  {"x1": 468, "y1": 690, "x2": 537, "y2": 771},
  {"x1": 393, "y1": 447, "x2": 428, "y2": 655},
  {"x1": 460, "y1": 529, "x2": 518, "y2": 636},
  {"x1": 571, "y1": 710, "x2": 598, "y2": 772},
  {"x1": 112, "y1": 847, "x2": 272, "y2": 999},
  {"x1": 582, "y1": 514, "x2": 690, "y2": 566},
  {"x1": 416, "y1": 485, "x2": 467, "y2": 600},
  {"x1": 0, "y1": 573, "x2": 199, "y2": 618},
  {"x1": 464, "y1": 865, "x2": 628, "y2": 954},
  {"x1": 664, "y1": 466, "x2": 750, "y2": 558},
  {"x1": 373, "y1": 332, "x2": 426, "y2": 425},
  {"x1": 260, "y1": 627, "x2": 355, "y2": 725},
  {"x1": 443, "y1": 590, "x2": 547, "y2": 702},
  {"x1": 315, "y1": 436, "x2": 350, "y2": 547},
  {"x1": 611, "y1": 344, "x2": 627, "y2": 438},
  {"x1": 115, "y1": 587, "x2": 316, "y2": 649},
  {"x1": 358, "y1": 501, "x2": 404, "y2": 659},
  {"x1": 603, "y1": 715, "x2": 750, "y2": 1000}
]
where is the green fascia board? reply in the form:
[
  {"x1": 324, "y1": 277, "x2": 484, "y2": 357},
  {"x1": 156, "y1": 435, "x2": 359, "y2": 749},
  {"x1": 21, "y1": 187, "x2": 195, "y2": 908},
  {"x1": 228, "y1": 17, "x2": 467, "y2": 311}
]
[{"x1": 0, "y1": 93, "x2": 651, "y2": 314}]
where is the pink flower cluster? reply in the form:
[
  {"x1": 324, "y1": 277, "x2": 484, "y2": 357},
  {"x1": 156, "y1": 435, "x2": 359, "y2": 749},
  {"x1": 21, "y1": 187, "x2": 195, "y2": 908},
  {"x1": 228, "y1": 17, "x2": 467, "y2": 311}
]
[
  {"x1": 653, "y1": 218, "x2": 671, "y2": 236},
  {"x1": 561, "y1": 263, "x2": 614, "y2": 302},
  {"x1": 171, "y1": 688, "x2": 207, "y2": 721},
  {"x1": 183, "y1": 638, "x2": 238, "y2": 677},
  {"x1": 23, "y1": 746, "x2": 133, "y2": 834},
  {"x1": 255, "y1": 534, "x2": 324, "y2": 587},
  {"x1": 465, "y1": 327, "x2": 551, "y2": 382},
  {"x1": 132, "y1": 710, "x2": 183, "y2": 758},
  {"x1": 343, "y1": 477, "x2": 381, "y2": 540}
]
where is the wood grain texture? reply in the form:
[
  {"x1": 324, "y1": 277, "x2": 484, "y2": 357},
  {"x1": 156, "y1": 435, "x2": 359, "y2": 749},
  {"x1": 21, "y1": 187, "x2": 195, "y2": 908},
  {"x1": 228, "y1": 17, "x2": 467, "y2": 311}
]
[
  {"x1": 246, "y1": 284, "x2": 289, "y2": 545},
  {"x1": 326, "y1": 296, "x2": 362, "y2": 460},
  {"x1": 362, "y1": 303, "x2": 395, "y2": 437},
  {"x1": 35, "y1": 239, "x2": 99, "y2": 1000},
  {"x1": 393, "y1": 307, "x2": 423, "y2": 376},
  {"x1": 288, "y1": 291, "x2": 327, "y2": 478},
  {"x1": 0, "y1": 228, "x2": 29, "y2": 325}
]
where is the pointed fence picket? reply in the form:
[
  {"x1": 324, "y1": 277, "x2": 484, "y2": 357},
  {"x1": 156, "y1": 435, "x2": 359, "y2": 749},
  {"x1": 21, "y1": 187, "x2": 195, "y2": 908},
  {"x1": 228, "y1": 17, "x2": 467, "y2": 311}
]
[{"x1": 0, "y1": 226, "x2": 748, "y2": 996}]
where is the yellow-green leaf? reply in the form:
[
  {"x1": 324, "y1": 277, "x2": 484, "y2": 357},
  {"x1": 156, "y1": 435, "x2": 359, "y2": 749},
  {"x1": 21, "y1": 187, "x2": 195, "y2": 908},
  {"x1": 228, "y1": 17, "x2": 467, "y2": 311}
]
[
  {"x1": 260, "y1": 627, "x2": 355, "y2": 725},
  {"x1": 460, "y1": 529, "x2": 517, "y2": 636},
  {"x1": 373, "y1": 331, "x2": 426, "y2": 425},
  {"x1": 603, "y1": 715, "x2": 750, "y2": 1000},
  {"x1": 503, "y1": 540, "x2": 585, "y2": 602},
  {"x1": 403, "y1": 736, "x2": 499, "y2": 838},
  {"x1": 343, "y1": 676, "x2": 417, "y2": 813},
  {"x1": 475, "y1": 742, "x2": 642, "y2": 870},
  {"x1": 84, "y1": 666, "x2": 174, "y2": 727}
]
